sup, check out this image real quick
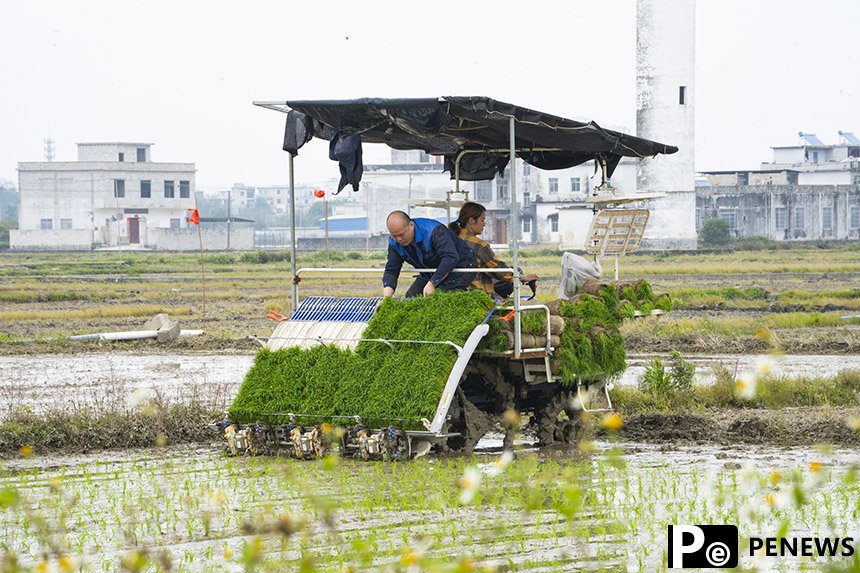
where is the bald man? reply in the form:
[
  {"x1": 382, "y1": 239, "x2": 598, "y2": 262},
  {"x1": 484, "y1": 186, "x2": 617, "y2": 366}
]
[{"x1": 382, "y1": 211, "x2": 476, "y2": 298}]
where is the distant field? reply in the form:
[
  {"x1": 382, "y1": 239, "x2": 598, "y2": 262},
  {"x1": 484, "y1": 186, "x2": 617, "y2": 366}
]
[{"x1": 1, "y1": 245, "x2": 859, "y2": 351}]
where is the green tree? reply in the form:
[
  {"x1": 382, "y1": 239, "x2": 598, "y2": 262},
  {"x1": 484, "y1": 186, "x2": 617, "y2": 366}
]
[
  {"x1": 698, "y1": 217, "x2": 731, "y2": 246},
  {"x1": 0, "y1": 179, "x2": 18, "y2": 222}
]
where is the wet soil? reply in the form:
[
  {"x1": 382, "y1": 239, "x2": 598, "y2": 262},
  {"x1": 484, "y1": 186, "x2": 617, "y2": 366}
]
[
  {"x1": 624, "y1": 325, "x2": 860, "y2": 355},
  {"x1": 614, "y1": 406, "x2": 860, "y2": 447}
]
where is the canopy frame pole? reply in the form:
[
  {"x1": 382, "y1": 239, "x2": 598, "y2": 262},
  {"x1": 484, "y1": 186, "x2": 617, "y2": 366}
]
[
  {"x1": 509, "y1": 116, "x2": 521, "y2": 358},
  {"x1": 289, "y1": 154, "x2": 298, "y2": 311}
]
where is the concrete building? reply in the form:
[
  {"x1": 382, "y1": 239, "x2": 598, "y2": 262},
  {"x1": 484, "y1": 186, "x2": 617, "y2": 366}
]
[
  {"x1": 636, "y1": 0, "x2": 697, "y2": 249},
  {"x1": 697, "y1": 133, "x2": 860, "y2": 241},
  {"x1": 11, "y1": 143, "x2": 204, "y2": 250}
]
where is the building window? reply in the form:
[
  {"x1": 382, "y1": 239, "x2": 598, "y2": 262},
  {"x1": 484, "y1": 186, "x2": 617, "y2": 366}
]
[
  {"x1": 60, "y1": 218, "x2": 72, "y2": 230},
  {"x1": 679, "y1": 86, "x2": 686, "y2": 105},
  {"x1": 822, "y1": 206, "x2": 833, "y2": 232},
  {"x1": 419, "y1": 151, "x2": 429, "y2": 163},
  {"x1": 717, "y1": 208, "x2": 737, "y2": 230},
  {"x1": 550, "y1": 215, "x2": 559, "y2": 233},
  {"x1": 164, "y1": 180, "x2": 175, "y2": 198},
  {"x1": 775, "y1": 207, "x2": 788, "y2": 229},
  {"x1": 475, "y1": 180, "x2": 492, "y2": 202},
  {"x1": 850, "y1": 205, "x2": 860, "y2": 229},
  {"x1": 497, "y1": 181, "x2": 508, "y2": 202},
  {"x1": 118, "y1": 152, "x2": 125, "y2": 162},
  {"x1": 812, "y1": 151, "x2": 819, "y2": 164},
  {"x1": 139, "y1": 180, "x2": 151, "y2": 199},
  {"x1": 570, "y1": 177, "x2": 581, "y2": 193},
  {"x1": 136, "y1": 148, "x2": 146, "y2": 162},
  {"x1": 170, "y1": 218, "x2": 181, "y2": 229},
  {"x1": 40, "y1": 218, "x2": 53, "y2": 230},
  {"x1": 522, "y1": 218, "x2": 531, "y2": 233},
  {"x1": 523, "y1": 192, "x2": 531, "y2": 207},
  {"x1": 795, "y1": 206, "x2": 806, "y2": 230},
  {"x1": 523, "y1": 163, "x2": 530, "y2": 176},
  {"x1": 113, "y1": 179, "x2": 125, "y2": 198},
  {"x1": 179, "y1": 180, "x2": 190, "y2": 198},
  {"x1": 549, "y1": 178, "x2": 558, "y2": 194}
]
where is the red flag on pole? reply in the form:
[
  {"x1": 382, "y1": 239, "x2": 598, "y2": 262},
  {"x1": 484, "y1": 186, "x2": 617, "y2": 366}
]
[{"x1": 188, "y1": 208, "x2": 200, "y2": 225}]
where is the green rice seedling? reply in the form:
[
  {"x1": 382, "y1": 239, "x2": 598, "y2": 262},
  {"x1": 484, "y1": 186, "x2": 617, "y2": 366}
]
[{"x1": 229, "y1": 290, "x2": 496, "y2": 427}]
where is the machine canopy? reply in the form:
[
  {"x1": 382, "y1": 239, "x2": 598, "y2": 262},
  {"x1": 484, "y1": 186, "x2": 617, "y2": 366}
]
[{"x1": 276, "y1": 96, "x2": 678, "y2": 189}]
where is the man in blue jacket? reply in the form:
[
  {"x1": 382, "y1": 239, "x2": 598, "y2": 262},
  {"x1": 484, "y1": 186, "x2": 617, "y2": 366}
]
[{"x1": 382, "y1": 211, "x2": 477, "y2": 298}]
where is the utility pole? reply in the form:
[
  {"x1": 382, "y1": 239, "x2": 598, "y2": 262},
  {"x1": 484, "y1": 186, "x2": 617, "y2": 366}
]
[{"x1": 226, "y1": 187, "x2": 231, "y2": 250}]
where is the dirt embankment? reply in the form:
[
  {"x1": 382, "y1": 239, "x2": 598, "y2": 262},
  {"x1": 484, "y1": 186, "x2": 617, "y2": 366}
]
[
  {"x1": 609, "y1": 406, "x2": 860, "y2": 447},
  {"x1": 624, "y1": 326, "x2": 860, "y2": 355}
]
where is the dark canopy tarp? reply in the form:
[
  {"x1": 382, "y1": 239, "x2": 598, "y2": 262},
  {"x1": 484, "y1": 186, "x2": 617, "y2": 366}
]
[{"x1": 280, "y1": 96, "x2": 677, "y2": 183}]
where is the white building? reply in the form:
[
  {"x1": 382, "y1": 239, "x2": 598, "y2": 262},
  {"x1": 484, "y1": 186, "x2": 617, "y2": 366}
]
[{"x1": 12, "y1": 142, "x2": 200, "y2": 250}]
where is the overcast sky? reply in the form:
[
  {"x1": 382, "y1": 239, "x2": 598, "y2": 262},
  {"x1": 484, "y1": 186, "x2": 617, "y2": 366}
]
[{"x1": 1, "y1": 0, "x2": 857, "y2": 190}]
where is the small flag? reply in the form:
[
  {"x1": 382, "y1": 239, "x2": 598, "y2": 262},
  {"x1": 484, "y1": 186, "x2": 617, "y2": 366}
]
[
  {"x1": 188, "y1": 209, "x2": 200, "y2": 225},
  {"x1": 313, "y1": 189, "x2": 325, "y2": 198}
]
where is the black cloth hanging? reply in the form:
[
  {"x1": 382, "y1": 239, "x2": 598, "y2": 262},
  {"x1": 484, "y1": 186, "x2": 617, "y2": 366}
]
[
  {"x1": 329, "y1": 132, "x2": 363, "y2": 193},
  {"x1": 282, "y1": 110, "x2": 314, "y2": 156}
]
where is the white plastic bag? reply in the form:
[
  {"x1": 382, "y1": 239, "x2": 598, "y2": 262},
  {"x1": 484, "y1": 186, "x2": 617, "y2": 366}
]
[{"x1": 557, "y1": 252, "x2": 602, "y2": 298}]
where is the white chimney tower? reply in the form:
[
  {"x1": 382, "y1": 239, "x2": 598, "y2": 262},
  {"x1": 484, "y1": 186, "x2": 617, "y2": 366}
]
[{"x1": 636, "y1": 0, "x2": 697, "y2": 249}]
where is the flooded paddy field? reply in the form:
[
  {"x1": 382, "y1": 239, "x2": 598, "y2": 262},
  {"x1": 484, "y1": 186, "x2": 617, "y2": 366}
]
[
  {"x1": 2, "y1": 352, "x2": 859, "y2": 419},
  {"x1": 1, "y1": 441, "x2": 858, "y2": 572}
]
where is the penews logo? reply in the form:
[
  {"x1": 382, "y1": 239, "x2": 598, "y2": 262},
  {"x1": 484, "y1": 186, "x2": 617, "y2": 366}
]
[{"x1": 668, "y1": 525, "x2": 739, "y2": 568}]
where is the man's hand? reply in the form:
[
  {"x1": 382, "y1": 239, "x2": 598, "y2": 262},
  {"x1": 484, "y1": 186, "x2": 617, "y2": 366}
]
[
  {"x1": 422, "y1": 281, "x2": 436, "y2": 297},
  {"x1": 383, "y1": 286, "x2": 395, "y2": 297}
]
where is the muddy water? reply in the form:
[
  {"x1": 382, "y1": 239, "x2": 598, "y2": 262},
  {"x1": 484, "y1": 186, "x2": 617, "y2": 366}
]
[
  {"x1": 2, "y1": 351, "x2": 859, "y2": 418},
  {"x1": 0, "y1": 352, "x2": 253, "y2": 418},
  {"x1": 1, "y1": 441, "x2": 857, "y2": 571}
]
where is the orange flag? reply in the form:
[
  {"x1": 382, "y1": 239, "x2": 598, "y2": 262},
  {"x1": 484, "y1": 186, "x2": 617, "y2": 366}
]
[{"x1": 188, "y1": 208, "x2": 200, "y2": 225}]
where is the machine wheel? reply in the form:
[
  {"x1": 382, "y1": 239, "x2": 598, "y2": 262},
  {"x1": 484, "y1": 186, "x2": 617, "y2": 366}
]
[
  {"x1": 534, "y1": 390, "x2": 580, "y2": 446},
  {"x1": 445, "y1": 389, "x2": 493, "y2": 454}
]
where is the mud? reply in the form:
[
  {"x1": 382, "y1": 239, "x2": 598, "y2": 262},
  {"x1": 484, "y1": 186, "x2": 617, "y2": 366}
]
[
  {"x1": 616, "y1": 406, "x2": 860, "y2": 446},
  {"x1": 623, "y1": 325, "x2": 860, "y2": 355}
]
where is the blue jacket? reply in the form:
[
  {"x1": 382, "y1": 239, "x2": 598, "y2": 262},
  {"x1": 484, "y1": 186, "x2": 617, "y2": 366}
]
[{"x1": 382, "y1": 218, "x2": 476, "y2": 292}]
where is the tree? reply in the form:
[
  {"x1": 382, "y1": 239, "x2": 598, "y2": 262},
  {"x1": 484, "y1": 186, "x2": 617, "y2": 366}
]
[
  {"x1": 0, "y1": 179, "x2": 18, "y2": 222},
  {"x1": 698, "y1": 217, "x2": 731, "y2": 246}
]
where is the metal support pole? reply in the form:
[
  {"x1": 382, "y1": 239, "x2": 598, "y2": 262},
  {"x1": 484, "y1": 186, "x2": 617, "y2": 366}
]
[
  {"x1": 324, "y1": 196, "x2": 329, "y2": 251},
  {"x1": 289, "y1": 154, "x2": 298, "y2": 311},
  {"x1": 510, "y1": 116, "x2": 521, "y2": 358},
  {"x1": 226, "y1": 187, "x2": 232, "y2": 250}
]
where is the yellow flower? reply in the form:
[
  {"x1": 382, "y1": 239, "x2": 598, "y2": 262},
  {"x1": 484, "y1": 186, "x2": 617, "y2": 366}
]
[
  {"x1": 755, "y1": 359, "x2": 773, "y2": 376},
  {"x1": 19, "y1": 444, "x2": 33, "y2": 458},
  {"x1": 36, "y1": 561, "x2": 48, "y2": 573},
  {"x1": 59, "y1": 554, "x2": 75, "y2": 572},
  {"x1": 210, "y1": 489, "x2": 228, "y2": 506},
  {"x1": 755, "y1": 327, "x2": 772, "y2": 342},
  {"x1": 49, "y1": 476, "x2": 64, "y2": 490},
  {"x1": 735, "y1": 374, "x2": 757, "y2": 400},
  {"x1": 601, "y1": 413, "x2": 623, "y2": 431},
  {"x1": 223, "y1": 547, "x2": 234, "y2": 560},
  {"x1": 502, "y1": 409, "x2": 521, "y2": 430},
  {"x1": 769, "y1": 471, "x2": 782, "y2": 485},
  {"x1": 809, "y1": 461, "x2": 823, "y2": 473},
  {"x1": 400, "y1": 547, "x2": 419, "y2": 567},
  {"x1": 848, "y1": 416, "x2": 860, "y2": 432},
  {"x1": 765, "y1": 493, "x2": 776, "y2": 506}
]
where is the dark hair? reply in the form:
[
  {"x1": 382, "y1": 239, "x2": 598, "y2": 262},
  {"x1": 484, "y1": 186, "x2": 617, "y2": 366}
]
[{"x1": 448, "y1": 202, "x2": 486, "y2": 233}]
